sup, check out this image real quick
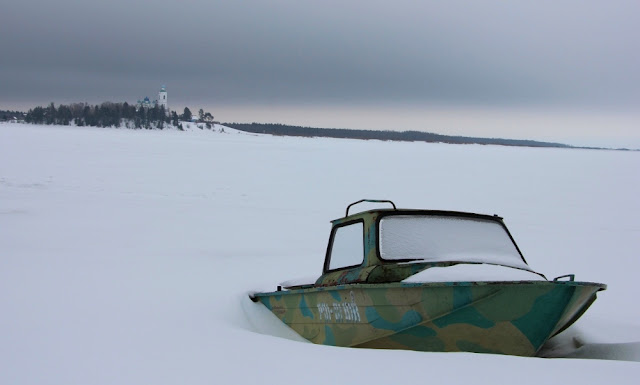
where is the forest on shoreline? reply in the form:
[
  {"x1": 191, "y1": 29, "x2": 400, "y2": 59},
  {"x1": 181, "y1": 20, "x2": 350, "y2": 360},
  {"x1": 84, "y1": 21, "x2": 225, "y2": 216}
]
[
  {"x1": 223, "y1": 122, "x2": 579, "y2": 149},
  {"x1": 4, "y1": 105, "x2": 625, "y2": 150},
  {"x1": 5, "y1": 102, "x2": 214, "y2": 130}
]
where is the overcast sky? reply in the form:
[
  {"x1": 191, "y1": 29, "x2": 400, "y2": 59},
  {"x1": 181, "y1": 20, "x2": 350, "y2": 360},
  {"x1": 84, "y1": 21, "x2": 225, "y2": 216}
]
[{"x1": 1, "y1": 1, "x2": 639, "y2": 147}]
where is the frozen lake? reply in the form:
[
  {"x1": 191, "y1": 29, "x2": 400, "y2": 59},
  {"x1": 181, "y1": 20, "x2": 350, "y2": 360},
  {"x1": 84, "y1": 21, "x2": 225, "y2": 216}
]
[{"x1": 1, "y1": 122, "x2": 639, "y2": 384}]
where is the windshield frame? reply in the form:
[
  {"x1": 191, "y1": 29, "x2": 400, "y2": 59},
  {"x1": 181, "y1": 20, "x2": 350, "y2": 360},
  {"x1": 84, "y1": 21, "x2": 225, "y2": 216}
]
[{"x1": 375, "y1": 210, "x2": 529, "y2": 267}]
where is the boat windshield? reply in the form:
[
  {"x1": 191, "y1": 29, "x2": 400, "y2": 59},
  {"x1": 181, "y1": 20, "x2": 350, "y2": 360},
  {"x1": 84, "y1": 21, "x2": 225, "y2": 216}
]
[{"x1": 379, "y1": 215, "x2": 531, "y2": 271}]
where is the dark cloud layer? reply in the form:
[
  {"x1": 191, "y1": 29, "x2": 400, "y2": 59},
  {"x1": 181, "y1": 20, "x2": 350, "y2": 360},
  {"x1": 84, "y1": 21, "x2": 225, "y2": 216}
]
[{"x1": 1, "y1": 1, "x2": 639, "y2": 110}]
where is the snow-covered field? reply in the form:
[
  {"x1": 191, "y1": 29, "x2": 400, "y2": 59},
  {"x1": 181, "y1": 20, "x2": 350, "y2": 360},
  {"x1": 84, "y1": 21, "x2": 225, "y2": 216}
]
[{"x1": 1, "y1": 122, "x2": 639, "y2": 384}]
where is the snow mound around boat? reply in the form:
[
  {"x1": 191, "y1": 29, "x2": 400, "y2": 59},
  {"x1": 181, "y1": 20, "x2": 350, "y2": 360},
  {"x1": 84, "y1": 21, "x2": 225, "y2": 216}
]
[
  {"x1": 539, "y1": 318, "x2": 640, "y2": 362},
  {"x1": 240, "y1": 294, "x2": 309, "y2": 343},
  {"x1": 403, "y1": 263, "x2": 546, "y2": 283}
]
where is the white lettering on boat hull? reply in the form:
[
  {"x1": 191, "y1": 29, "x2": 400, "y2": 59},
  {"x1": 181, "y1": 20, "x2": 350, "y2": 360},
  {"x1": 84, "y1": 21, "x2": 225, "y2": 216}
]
[{"x1": 317, "y1": 291, "x2": 361, "y2": 323}]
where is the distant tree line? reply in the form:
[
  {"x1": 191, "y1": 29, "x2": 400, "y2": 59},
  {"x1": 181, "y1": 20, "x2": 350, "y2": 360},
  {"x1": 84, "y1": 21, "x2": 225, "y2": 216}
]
[
  {"x1": 223, "y1": 123, "x2": 573, "y2": 148},
  {"x1": 0, "y1": 109, "x2": 26, "y2": 121},
  {"x1": 24, "y1": 102, "x2": 172, "y2": 129},
  {"x1": 22, "y1": 102, "x2": 215, "y2": 130}
]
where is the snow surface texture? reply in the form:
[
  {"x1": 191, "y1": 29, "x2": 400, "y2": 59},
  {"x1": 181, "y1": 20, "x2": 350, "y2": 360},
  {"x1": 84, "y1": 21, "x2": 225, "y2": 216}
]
[{"x1": 1, "y1": 122, "x2": 639, "y2": 384}]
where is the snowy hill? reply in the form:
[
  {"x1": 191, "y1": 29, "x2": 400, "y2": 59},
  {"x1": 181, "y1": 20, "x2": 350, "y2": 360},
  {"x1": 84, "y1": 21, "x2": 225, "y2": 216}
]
[
  {"x1": 176, "y1": 121, "x2": 246, "y2": 134},
  {"x1": 1, "y1": 123, "x2": 639, "y2": 384}
]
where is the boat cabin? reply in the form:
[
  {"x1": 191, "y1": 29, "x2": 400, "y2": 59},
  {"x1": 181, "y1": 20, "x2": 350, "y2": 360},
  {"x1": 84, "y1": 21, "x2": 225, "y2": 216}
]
[{"x1": 314, "y1": 199, "x2": 540, "y2": 287}]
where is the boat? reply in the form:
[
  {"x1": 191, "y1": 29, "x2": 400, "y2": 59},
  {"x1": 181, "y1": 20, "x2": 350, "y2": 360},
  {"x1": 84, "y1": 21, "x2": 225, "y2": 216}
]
[{"x1": 250, "y1": 199, "x2": 606, "y2": 356}]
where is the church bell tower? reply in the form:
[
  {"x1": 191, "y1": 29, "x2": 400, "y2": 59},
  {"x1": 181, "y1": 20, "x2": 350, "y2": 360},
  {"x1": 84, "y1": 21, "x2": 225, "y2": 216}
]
[{"x1": 158, "y1": 85, "x2": 168, "y2": 116}]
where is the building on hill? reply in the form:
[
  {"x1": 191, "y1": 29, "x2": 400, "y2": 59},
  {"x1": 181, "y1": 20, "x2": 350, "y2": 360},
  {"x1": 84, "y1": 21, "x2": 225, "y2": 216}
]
[
  {"x1": 136, "y1": 96, "x2": 156, "y2": 111},
  {"x1": 136, "y1": 85, "x2": 169, "y2": 116},
  {"x1": 158, "y1": 85, "x2": 168, "y2": 114}
]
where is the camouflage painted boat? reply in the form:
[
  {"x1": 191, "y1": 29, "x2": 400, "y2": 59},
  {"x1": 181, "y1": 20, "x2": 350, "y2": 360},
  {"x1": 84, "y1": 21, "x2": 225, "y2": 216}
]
[{"x1": 251, "y1": 200, "x2": 606, "y2": 356}]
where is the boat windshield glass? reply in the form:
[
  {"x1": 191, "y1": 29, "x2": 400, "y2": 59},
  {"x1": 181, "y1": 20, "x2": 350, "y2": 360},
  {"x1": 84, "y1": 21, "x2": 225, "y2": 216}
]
[{"x1": 379, "y1": 215, "x2": 531, "y2": 270}]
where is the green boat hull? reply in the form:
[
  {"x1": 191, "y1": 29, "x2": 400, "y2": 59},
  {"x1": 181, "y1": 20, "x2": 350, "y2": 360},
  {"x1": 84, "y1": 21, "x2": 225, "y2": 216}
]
[{"x1": 253, "y1": 280, "x2": 604, "y2": 356}]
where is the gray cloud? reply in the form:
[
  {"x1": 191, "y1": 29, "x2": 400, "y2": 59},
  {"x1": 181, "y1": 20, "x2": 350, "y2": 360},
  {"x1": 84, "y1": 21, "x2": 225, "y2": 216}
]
[{"x1": 1, "y1": 1, "x2": 639, "y2": 110}]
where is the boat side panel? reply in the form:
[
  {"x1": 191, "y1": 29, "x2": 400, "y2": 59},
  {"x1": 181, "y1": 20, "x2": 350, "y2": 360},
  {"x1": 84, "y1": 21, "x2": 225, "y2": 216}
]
[{"x1": 254, "y1": 282, "x2": 603, "y2": 356}]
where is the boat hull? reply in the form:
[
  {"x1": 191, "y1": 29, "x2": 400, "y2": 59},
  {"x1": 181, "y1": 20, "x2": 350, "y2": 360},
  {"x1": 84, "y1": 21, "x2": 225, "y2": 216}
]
[{"x1": 252, "y1": 281, "x2": 605, "y2": 356}]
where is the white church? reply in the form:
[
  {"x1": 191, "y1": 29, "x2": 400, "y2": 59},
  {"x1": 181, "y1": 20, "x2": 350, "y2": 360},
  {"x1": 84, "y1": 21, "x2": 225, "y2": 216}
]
[{"x1": 136, "y1": 85, "x2": 169, "y2": 116}]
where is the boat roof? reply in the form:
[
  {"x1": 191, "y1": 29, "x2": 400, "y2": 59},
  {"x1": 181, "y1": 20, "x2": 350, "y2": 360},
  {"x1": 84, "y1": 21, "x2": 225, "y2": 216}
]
[{"x1": 332, "y1": 206, "x2": 504, "y2": 225}]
